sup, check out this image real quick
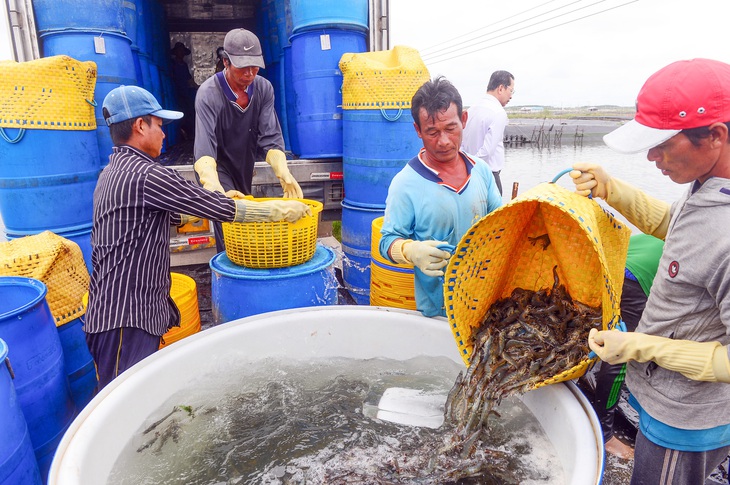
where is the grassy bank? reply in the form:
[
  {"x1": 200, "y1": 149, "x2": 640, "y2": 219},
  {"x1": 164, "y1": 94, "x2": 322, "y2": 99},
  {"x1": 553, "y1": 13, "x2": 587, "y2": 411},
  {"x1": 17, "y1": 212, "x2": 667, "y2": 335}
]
[{"x1": 505, "y1": 106, "x2": 635, "y2": 121}]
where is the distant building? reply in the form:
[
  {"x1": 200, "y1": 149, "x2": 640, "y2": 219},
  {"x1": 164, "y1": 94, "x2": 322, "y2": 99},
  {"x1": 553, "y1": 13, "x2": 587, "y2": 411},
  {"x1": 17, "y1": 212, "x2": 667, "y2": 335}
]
[{"x1": 587, "y1": 106, "x2": 599, "y2": 112}]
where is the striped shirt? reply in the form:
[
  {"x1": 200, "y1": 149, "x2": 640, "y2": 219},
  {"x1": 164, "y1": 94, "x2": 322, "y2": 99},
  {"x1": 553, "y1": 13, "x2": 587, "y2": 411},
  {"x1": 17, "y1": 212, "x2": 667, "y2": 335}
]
[{"x1": 85, "y1": 145, "x2": 237, "y2": 336}]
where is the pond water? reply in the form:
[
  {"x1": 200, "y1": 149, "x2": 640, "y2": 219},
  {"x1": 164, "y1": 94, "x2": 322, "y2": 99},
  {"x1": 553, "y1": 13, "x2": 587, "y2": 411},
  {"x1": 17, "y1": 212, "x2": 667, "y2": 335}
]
[
  {"x1": 108, "y1": 356, "x2": 565, "y2": 485},
  {"x1": 500, "y1": 141, "x2": 688, "y2": 234}
]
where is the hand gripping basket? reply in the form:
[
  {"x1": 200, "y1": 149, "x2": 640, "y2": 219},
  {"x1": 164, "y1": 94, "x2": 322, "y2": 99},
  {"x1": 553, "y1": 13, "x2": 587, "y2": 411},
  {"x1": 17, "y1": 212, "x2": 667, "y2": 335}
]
[
  {"x1": 222, "y1": 198, "x2": 323, "y2": 268},
  {"x1": 443, "y1": 183, "x2": 631, "y2": 388}
]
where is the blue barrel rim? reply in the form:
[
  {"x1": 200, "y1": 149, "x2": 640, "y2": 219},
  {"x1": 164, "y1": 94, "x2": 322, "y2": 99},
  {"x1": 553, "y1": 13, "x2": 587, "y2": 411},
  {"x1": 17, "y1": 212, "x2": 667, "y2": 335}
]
[
  {"x1": 210, "y1": 244, "x2": 336, "y2": 280},
  {"x1": 289, "y1": 25, "x2": 370, "y2": 41},
  {"x1": 5, "y1": 222, "x2": 95, "y2": 237},
  {"x1": 0, "y1": 277, "x2": 48, "y2": 321},
  {"x1": 341, "y1": 199, "x2": 386, "y2": 212},
  {"x1": 39, "y1": 29, "x2": 133, "y2": 43}
]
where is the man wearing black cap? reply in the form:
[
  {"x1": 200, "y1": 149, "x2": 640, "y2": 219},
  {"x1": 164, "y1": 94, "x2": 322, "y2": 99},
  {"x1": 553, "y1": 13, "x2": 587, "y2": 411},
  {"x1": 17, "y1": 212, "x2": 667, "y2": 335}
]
[
  {"x1": 194, "y1": 28, "x2": 303, "y2": 252},
  {"x1": 85, "y1": 85, "x2": 310, "y2": 391},
  {"x1": 570, "y1": 58, "x2": 730, "y2": 484}
]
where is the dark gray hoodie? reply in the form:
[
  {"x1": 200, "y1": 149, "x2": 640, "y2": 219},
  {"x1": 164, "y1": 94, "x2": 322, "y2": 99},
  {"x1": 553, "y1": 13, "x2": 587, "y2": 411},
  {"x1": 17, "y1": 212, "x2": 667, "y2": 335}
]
[{"x1": 627, "y1": 177, "x2": 730, "y2": 430}]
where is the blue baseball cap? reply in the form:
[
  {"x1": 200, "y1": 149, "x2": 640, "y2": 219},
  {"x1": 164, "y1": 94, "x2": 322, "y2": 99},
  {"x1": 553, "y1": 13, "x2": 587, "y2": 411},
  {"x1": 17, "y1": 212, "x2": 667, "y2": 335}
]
[{"x1": 103, "y1": 85, "x2": 183, "y2": 126}]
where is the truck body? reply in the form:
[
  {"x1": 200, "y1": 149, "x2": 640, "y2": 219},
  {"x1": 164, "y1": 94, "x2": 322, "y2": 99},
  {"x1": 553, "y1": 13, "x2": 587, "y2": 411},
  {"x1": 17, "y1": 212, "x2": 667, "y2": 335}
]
[{"x1": 1, "y1": 0, "x2": 390, "y2": 263}]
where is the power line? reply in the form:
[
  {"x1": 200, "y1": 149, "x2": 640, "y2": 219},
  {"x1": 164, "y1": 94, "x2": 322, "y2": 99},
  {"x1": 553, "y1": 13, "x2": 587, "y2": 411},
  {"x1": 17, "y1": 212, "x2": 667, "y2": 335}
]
[
  {"x1": 422, "y1": 0, "x2": 612, "y2": 62},
  {"x1": 419, "y1": 0, "x2": 566, "y2": 55},
  {"x1": 420, "y1": 0, "x2": 583, "y2": 57},
  {"x1": 422, "y1": 0, "x2": 638, "y2": 65}
]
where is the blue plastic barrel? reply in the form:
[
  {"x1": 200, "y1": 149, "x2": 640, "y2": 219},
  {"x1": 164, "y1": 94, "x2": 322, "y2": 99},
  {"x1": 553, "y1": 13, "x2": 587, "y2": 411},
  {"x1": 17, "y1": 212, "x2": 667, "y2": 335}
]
[
  {"x1": 210, "y1": 244, "x2": 338, "y2": 323},
  {"x1": 277, "y1": 59, "x2": 290, "y2": 151},
  {"x1": 56, "y1": 317, "x2": 97, "y2": 411},
  {"x1": 40, "y1": 30, "x2": 137, "y2": 167},
  {"x1": 134, "y1": 0, "x2": 150, "y2": 58},
  {"x1": 0, "y1": 129, "x2": 99, "y2": 234},
  {"x1": 290, "y1": 0, "x2": 368, "y2": 34},
  {"x1": 265, "y1": 0, "x2": 282, "y2": 62},
  {"x1": 122, "y1": 0, "x2": 138, "y2": 47},
  {"x1": 340, "y1": 201, "x2": 384, "y2": 305},
  {"x1": 31, "y1": 0, "x2": 125, "y2": 34},
  {"x1": 283, "y1": 45, "x2": 301, "y2": 155},
  {"x1": 277, "y1": 0, "x2": 293, "y2": 48},
  {"x1": 343, "y1": 108, "x2": 422, "y2": 207},
  {"x1": 256, "y1": 1, "x2": 274, "y2": 65},
  {"x1": 290, "y1": 29, "x2": 367, "y2": 158},
  {"x1": 0, "y1": 338, "x2": 43, "y2": 485},
  {"x1": 131, "y1": 48, "x2": 144, "y2": 85},
  {"x1": 0, "y1": 277, "x2": 76, "y2": 483},
  {"x1": 137, "y1": 52, "x2": 153, "y2": 93}
]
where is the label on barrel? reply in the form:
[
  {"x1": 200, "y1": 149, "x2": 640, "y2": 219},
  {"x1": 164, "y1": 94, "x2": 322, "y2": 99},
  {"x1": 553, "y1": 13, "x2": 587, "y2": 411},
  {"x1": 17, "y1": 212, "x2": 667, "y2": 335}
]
[
  {"x1": 94, "y1": 36, "x2": 106, "y2": 54},
  {"x1": 320, "y1": 34, "x2": 331, "y2": 51}
]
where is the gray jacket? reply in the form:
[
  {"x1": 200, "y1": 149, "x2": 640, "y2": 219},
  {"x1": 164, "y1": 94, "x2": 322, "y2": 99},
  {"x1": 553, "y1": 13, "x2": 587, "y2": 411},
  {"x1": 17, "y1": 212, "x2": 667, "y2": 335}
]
[{"x1": 627, "y1": 177, "x2": 730, "y2": 430}]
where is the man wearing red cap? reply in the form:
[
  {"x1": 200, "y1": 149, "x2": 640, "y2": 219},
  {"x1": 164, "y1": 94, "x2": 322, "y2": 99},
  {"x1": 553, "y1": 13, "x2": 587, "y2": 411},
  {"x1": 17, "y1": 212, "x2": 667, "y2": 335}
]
[
  {"x1": 194, "y1": 28, "x2": 303, "y2": 253},
  {"x1": 570, "y1": 58, "x2": 730, "y2": 484}
]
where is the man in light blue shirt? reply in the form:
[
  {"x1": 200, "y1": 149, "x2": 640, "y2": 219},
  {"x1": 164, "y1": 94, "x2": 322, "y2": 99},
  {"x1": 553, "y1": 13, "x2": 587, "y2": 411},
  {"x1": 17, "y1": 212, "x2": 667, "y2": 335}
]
[{"x1": 379, "y1": 77, "x2": 503, "y2": 317}]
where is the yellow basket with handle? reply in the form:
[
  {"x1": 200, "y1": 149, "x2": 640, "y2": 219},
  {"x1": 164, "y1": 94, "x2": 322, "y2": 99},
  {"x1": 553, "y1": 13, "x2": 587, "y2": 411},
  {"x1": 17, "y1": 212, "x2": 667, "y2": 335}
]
[
  {"x1": 443, "y1": 182, "x2": 631, "y2": 388},
  {"x1": 222, "y1": 198, "x2": 323, "y2": 268}
]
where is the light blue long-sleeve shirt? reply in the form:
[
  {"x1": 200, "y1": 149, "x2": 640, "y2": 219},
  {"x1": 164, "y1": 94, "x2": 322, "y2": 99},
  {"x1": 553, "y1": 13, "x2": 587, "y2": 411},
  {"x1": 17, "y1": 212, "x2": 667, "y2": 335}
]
[{"x1": 379, "y1": 150, "x2": 503, "y2": 317}]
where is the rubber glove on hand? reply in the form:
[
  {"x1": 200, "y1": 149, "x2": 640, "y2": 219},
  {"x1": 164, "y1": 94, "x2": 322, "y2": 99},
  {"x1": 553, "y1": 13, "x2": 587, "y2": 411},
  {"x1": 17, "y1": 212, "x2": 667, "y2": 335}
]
[
  {"x1": 194, "y1": 156, "x2": 226, "y2": 193},
  {"x1": 266, "y1": 149, "x2": 303, "y2": 199},
  {"x1": 390, "y1": 239, "x2": 452, "y2": 277},
  {"x1": 234, "y1": 199, "x2": 311, "y2": 223},
  {"x1": 588, "y1": 328, "x2": 730, "y2": 383},
  {"x1": 569, "y1": 163, "x2": 612, "y2": 198},
  {"x1": 179, "y1": 214, "x2": 201, "y2": 225},
  {"x1": 225, "y1": 189, "x2": 247, "y2": 199}
]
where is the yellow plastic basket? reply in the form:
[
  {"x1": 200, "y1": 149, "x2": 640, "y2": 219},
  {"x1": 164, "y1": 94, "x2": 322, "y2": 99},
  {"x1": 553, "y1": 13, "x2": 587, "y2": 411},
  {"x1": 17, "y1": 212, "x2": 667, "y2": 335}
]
[
  {"x1": 444, "y1": 183, "x2": 631, "y2": 388},
  {"x1": 161, "y1": 273, "x2": 201, "y2": 348},
  {"x1": 222, "y1": 198, "x2": 323, "y2": 268},
  {"x1": 369, "y1": 216, "x2": 417, "y2": 310}
]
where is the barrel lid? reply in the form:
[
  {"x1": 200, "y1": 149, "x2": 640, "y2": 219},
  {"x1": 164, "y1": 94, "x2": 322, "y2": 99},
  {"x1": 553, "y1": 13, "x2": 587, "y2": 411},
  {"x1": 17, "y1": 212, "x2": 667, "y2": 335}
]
[
  {"x1": 210, "y1": 244, "x2": 336, "y2": 280},
  {"x1": 0, "y1": 276, "x2": 48, "y2": 320}
]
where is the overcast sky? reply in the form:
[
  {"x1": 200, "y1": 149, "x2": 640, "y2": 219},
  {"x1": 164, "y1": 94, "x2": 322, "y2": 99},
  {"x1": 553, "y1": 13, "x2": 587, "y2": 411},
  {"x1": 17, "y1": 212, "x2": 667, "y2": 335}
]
[
  {"x1": 3, "y1": 0, "x2": 727, "y2": 109},
  {"x1": 389, "y1": 0, "x2": 729, "y2": 108}
]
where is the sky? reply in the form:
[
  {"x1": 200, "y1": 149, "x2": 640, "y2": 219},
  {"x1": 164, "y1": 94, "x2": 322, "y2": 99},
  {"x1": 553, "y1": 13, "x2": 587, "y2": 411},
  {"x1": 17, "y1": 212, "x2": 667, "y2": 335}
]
[
  {"x1": 2, "y1": 0, "x2": 727, "y2": 109},
  {"x1": 389, "y1": 0, "x2": 730, "y2": 108}
]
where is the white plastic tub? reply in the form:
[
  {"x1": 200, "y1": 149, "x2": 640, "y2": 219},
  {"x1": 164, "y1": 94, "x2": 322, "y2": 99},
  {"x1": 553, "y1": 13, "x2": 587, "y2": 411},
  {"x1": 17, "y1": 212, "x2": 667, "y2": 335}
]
[{"x1": 49, "y1": 306, "x2": 604, "y2": 484}]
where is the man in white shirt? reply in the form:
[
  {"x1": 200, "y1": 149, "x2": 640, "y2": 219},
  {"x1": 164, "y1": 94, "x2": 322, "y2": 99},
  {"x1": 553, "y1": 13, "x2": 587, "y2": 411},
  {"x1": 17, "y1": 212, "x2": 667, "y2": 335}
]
[{"x1": 461, "y1": 70, "x2": 514, "y2": 195}]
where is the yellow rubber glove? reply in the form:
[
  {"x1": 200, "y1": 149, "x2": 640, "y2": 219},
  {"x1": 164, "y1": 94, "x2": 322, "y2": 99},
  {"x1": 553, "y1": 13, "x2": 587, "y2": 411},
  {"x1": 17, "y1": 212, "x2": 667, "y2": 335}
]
[
  {"x1": 178, "y1": 214, "x2": 201, "y2": 225},
  {"x1": 569, "y1": 162, "x2": 611, "y2": 198},
  {"x1": 570, "y1": 163, "x2": 671, "y2": 239},
  {"x1": 588, "y1": 328, "x2": 730, "y2": 383},
  {"x1": 266, "y1": 149, "x2": 303, "y2": 199},
  {"x1": 194, "y1": 156, "x2": 225, "y2": 193},
  {"x1": 233, "y1": 199, "x2": 311, "y2": 223},
  {"x1": 194, "y1": 156, "x2": 246, "y2": 198},
  {"x1": 389, "y1": 239, "x2": 452, "y2": 277}
]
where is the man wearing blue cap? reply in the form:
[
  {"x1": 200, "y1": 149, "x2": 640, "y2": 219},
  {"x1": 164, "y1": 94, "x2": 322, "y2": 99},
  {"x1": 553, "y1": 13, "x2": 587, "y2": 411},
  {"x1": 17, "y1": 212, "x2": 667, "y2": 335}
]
[{"x1": 85, "y1": 85, "x2": 310, "y2": 391}]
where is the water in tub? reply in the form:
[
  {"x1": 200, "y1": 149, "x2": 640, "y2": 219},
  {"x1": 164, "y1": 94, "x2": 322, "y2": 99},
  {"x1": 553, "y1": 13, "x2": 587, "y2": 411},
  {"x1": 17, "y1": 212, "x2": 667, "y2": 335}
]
[{"x1": 108, "y1": 356, "x2": 565, "y2": 484}]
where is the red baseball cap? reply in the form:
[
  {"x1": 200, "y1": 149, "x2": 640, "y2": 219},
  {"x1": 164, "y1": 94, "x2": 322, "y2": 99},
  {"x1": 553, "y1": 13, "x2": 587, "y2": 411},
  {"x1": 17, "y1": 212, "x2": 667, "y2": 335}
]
[{"x1": 604, "y1": 58, "x2": 730, "y2": 154}]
